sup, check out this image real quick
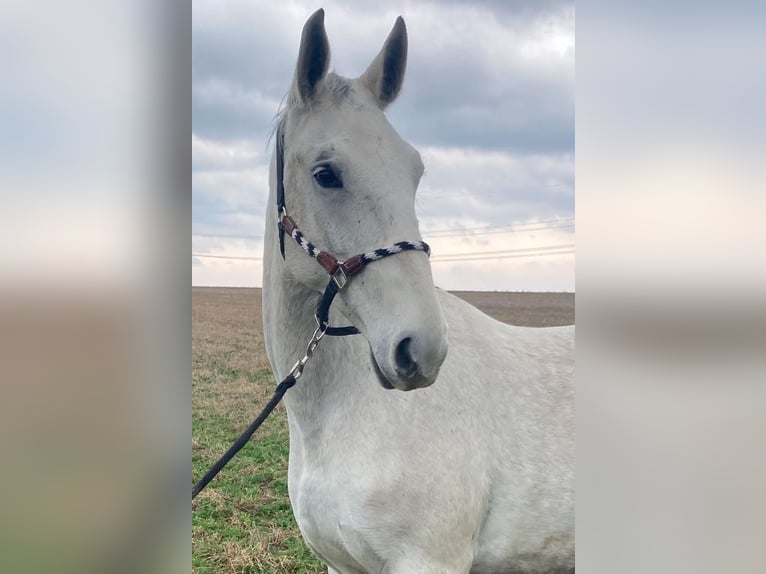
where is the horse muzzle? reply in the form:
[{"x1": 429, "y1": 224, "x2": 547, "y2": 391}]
[{"x1": 370, "y1": 328, "x2": 448, "y2": 391}]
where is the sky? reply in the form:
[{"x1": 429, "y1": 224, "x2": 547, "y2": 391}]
[{"x1": 192, "y1": 0, "x2": 574, "y2": 291}]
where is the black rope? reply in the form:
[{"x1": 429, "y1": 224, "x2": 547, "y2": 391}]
[
  {"x1": 316, "y1": 279, "x2": 360, "y2": 336},
  {"x1": 276, "y1": 124, "x2": 287, "y2": 258},
  {"x1": 192, "y1": 375, "x2": 297, "y2": 500},
  {"x1": 325, "y1": 325, "x2": 361, "y2": 336},
  {"x1": 194, "y1": 278, "x2": 358, "y2": 502}
]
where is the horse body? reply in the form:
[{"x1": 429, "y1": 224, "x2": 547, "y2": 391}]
[{"x1": 262, "y1": 10, "x2": 574, "y2": 573}]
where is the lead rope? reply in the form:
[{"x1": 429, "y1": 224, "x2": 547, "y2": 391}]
[
  {"x1": 192, "y1": 233, "x2": 430, "y2": 500},
  {"x1": 192, "y1": 126, "x2": 430, "y2": 501},
  {"x1": 192, "y1": 324, "x2": 324, "y2": 500}
]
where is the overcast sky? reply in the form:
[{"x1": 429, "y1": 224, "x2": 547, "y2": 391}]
[{"x1": 192, "y1": 0, "x2": 574, "y2": 291}]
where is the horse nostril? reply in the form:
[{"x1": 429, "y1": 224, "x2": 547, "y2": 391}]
[{"x1": 394, "y1": 337, "x2": 418, "y2": 377}]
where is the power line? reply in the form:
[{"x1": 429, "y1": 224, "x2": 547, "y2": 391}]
[
  {"x1": 192, "y1": 232, "x2": 264, "y2": 240},
  {"x1": 431, "y1": 244, "x2": 575, "y2": 261},
  {"x1": 193, "y1": 243, "x2": 575, "y2": 264},
  {"x1": 419, "y1": 182, "x2": 571, "y2": 199},
  {"x1": 192, "y1": 253, "x2": 262, "y2": 261},
  {"x1": 192, "y1": 217, "x2": 575, "y2": 242},
  {"x1": 425, "y1": 221, "x2": 574, "y2": 239},
  {"x1": 192, "y1": 250, "x2": 575, "y2": 263},
  {"x1": 423, "y1": 216, "x2": 574, "y2": 236},
  {"x1": 431, "y1": 249, "x2": 575, "y2": 263}
]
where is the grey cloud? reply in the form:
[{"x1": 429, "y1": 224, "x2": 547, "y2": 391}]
[
  {"x1": 327, "y1": 0, "x2": 571, "y2": 21},
  {"x1": 417, "y1": 187, "x2": 573, "y2": 228},
  {"x1": 193, "y1": 0, "x2": 574, "y2": 154},
  {"x1": 389, "y1": 95, "x2": 573, "y2": 154},
  {"x1": 192, "y1": 0, "x2": 574, "y2": 251}
]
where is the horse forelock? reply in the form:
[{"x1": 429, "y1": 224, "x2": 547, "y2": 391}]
[
  {"x1": 272, "y1": 73, "x2": 359, "y2": 149},
  {"x1": 286, "y1": 72, "x2": 352, "y2": 113}
]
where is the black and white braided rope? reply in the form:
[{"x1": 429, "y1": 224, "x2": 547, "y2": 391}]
[
  {"x1": 284, "y1": 213, "x2": 430, "y2": 268},
  {"x1": 360, "y1": 240, "x2": 430, "y2": 263},
  {"x1": 288, "y1": 226, "x2": 320, "y2": 259}
]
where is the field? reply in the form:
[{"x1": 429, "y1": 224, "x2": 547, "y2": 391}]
[{"x1": 192, "y1": 287, "x2": 574, "y2": 573}]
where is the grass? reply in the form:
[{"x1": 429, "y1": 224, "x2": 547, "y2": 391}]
[
  {"x1": 192, "y1": 383, "x2": 322, "y2": 573},
  {"x1": 191, "y1": 287, "x2": 574, "y2": 573},
  {"x1": 192, "y1": 288, "x2": 325, "y2": 573}
]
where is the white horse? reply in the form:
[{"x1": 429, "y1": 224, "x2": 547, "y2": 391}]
[{"x1": 262, "y1": 10, "x2": 574, "y2": 574}]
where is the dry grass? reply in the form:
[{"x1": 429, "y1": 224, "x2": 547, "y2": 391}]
[
  {"x1": 449, "y1": 290, "x2": 574, "y2": 327},
  {"x1": 193, "y1": 287, "x2": 270, "y2": 374},
  {"x1": 192, "y1": 287, "x2": 574, "y2": 573}
]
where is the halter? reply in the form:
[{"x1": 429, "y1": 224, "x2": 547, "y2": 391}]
[
  {"x1": 275, "y1": 123, "x2": 431, "y2": 337},
  {"x1": 192, "y1": 124, "x2": 431, "y2": 500}
]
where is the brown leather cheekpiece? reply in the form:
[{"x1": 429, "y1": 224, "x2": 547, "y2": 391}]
[
  {"x1": 316, "y1": 251, "x2": 339, "y2": 274},
  {"x1": 340, "y1": 255, "x2": 365, "y2": 277}
]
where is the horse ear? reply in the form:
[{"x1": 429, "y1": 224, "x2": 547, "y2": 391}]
[
  {"x1": 292, "y1": 9, "x2": 330, "y2": 105},
  {"x1": 360, "y1": 16, "x2": 408, "y2": 109}
]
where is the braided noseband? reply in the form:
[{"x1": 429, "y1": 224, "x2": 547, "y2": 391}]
[{"x1": 276, "y1": 123, "x2": 430, "y2": 335}]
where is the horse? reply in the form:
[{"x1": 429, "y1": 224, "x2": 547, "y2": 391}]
[{"x1": 262, "y1": 9, "x2": 574, "y2": 573}]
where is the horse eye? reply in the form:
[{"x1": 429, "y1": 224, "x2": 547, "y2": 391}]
[{"x1": 312, "y1": 166, "x2": 343, "y2": 189}]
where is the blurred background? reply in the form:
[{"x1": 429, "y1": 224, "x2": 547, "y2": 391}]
[{"x1": 1, "y1": 1, "x2": 764, "y2": 573}]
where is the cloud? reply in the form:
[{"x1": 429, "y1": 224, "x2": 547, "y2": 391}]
[
  {"x1": 192, "y1": 0, "x2": 575, "y2": 290},
  {"x1": 415, "y1": 146, "x2": 574, "y2": 230},
  {"x1": 192, "y1": 77, "x2": 284, "y2": 141},
  {"x1": 386, "y1": 1, "x2": 574, "y2": 152},
  {"x1": 192, "y1": 133, "x2": 267, "y2": 172},
  {"x1": 192, "y1": 0, "x2": 574, "y2": 151}
]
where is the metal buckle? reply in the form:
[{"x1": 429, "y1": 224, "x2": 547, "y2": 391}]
[
  {"x1": 331, "y1": 266, "x2": 349, "y2": 290},
  {"x1": 285, "y1": 325, "x2": 326, "y2": 381}
]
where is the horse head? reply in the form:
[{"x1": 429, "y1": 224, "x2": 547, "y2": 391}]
[{"x1": 275, "y1": 9, "x2": 448, "y2": 391}]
